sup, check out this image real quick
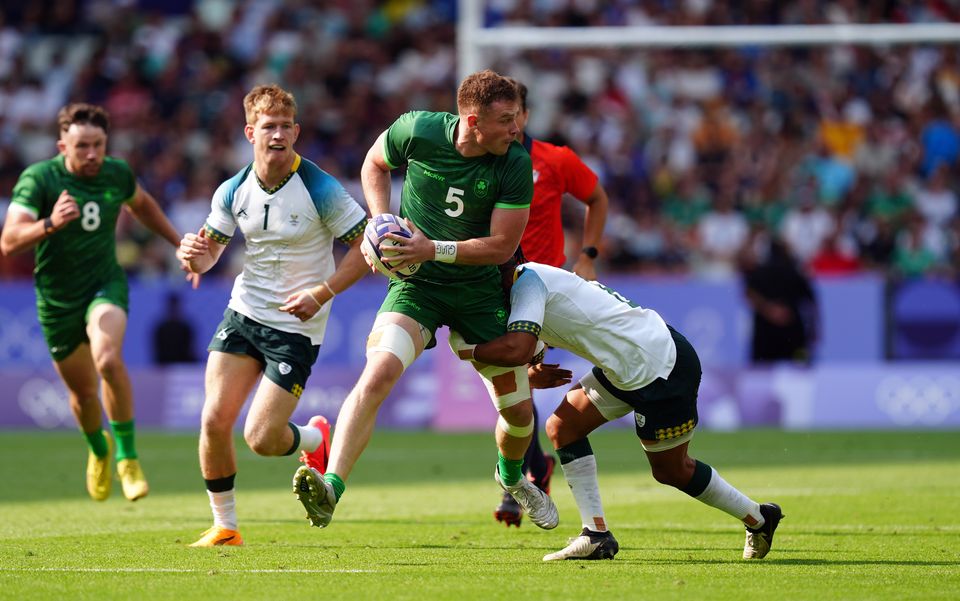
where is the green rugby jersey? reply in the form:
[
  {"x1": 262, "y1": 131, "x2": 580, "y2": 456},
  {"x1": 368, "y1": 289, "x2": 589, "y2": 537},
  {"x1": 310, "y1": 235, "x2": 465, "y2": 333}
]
[
  {"x1": 10, "y1": 155, "x2": 136, "y2": 308},
  {"x1": 383, "y1": 111, "x2": 533, "y2": 283}
]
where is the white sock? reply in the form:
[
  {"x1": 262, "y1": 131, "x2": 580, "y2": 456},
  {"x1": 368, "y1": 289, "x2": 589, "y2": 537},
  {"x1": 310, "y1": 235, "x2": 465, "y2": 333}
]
[
  {"x1": 208, "y1": 489, "x2": 238, "y2": 530},
  {"x1": 695, "y1": 467, "x2": 764, "y2": 527},
  {"x1": 294, "y1": 423, "x2": 324, "y2": 453},
  {"x1": 560, "y1": 455, "x2": 608, "y2": 532}
]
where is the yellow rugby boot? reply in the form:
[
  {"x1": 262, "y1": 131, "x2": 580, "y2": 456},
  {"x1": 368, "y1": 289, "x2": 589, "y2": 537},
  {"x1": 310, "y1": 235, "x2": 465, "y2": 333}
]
[
  {"x1": 86, "y1": 431, "x2": 113, "y2": 501},
  {"x1": 117, "y1": 458, "x2": 150, "y2": 501},
  {"x1": 188, "y1": 526, "x2": 244, "y2": 547}
]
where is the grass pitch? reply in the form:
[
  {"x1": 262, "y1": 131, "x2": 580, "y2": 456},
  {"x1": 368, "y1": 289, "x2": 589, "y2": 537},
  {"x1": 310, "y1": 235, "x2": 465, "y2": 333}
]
[{"x1": 0, "y1": 429, "x2": 957, "y2": 600}]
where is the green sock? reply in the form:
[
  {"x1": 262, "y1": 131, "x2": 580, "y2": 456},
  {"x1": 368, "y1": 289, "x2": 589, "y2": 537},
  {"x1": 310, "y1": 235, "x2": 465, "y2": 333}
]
[
  {"x1": 324, "y1": 473, "x2": 346, "y2": 501},
  {"x1": 109, "y1": 420, "x2": 137, "y2": 460},
  {"x1": 83, "y1": 429, "x2": 109, "y2": 458},
  {"x1": 498, "y1": 453, "x2": 524, "y2": 487}
]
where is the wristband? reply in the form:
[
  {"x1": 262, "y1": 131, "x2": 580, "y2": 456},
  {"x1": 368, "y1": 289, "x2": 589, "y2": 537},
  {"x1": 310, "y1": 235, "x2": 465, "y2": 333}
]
[
  {"x1": 321, "y1": 280, "x2": 337, "y2": 297},
  {"x1": 434, "y1": 240, "x2": 458, "y2": 263},
  {"x1": 306, "y1": 289, "x2": 322, "y2": 306},
  {"x1": 531, "y1": 340, "x2": 546, "y2": 364},
  {"x1": 43, "y1": 217, "x2": 55, "y2": 234}
]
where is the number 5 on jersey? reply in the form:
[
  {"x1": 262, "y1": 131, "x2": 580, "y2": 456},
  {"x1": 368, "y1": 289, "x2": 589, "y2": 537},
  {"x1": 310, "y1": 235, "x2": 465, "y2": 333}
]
[{"x1": 444, "y1": 187, "x2": 464, "y2": 217}]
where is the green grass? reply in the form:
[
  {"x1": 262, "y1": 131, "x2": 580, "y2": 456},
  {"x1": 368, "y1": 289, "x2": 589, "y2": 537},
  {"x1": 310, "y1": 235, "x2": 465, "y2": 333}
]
[{"x1": 0, "y1": 429, "x2": 958, "y2": 600}]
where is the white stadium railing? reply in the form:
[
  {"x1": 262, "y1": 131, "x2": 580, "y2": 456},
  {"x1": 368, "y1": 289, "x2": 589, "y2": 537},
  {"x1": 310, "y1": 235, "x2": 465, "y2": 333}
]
[{"x1": 456, "y1": 0, "x2": 960, "y2": 78}]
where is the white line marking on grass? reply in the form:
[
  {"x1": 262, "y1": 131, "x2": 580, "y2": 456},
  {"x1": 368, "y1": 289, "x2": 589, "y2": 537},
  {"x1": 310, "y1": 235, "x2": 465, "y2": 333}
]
[{"x1": 0, "y1": 568, "x2": 375, "y2": 574}]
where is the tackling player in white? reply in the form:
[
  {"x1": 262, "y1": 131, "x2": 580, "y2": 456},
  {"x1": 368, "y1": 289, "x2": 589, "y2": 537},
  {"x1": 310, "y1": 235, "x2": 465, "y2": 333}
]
[{"x1": 450, "y1": 261, "x2": 783, "y2": 561}]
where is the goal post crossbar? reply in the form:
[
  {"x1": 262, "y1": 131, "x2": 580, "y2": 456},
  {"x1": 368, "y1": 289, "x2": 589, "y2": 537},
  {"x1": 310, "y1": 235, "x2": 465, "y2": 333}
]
[{"x1": 456, "y1": 2, "x2": 960, "y2": 79}]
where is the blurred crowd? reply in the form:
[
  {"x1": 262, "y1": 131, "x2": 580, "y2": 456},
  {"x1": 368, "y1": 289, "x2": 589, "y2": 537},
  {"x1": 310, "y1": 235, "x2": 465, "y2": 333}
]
[{"x1": 1, "y1": 0, "x2": 959, "y2": 282}]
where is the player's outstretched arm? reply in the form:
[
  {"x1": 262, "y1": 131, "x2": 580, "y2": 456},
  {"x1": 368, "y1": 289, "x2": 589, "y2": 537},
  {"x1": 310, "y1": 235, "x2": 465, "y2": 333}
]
[
  {"x1": 128, "y1": 184, "x2": 203, "y2": 287},
  {"x1": 360, "y1": 131, "x2": 392, "y2": 217},
  {"x1": 450, "y1": 330, "x2": 539, "y2": 367},
  {"x1": 126, "y1": 184, "x2": 182, "y2": 248}
]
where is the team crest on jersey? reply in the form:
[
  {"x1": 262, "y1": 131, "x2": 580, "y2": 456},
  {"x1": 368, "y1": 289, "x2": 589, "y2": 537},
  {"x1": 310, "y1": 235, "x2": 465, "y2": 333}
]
[
  {"x1": 495, "y1": 308, "x2": 507, "y2": 325},
  {"x1": 474, "y1": 178, "x2": 489, "y2": 198},
  {"x1": 289, "y1": 214, "x2": 299, "y2": 226},
  {"x1": 278, "y1": 362, "x2": 292, "y2": 375},
  {"x1": 635, "y1": 413, "x2": 646, "y2": 428},
  {"x1": 237, "y1": 209, "x2": 248, "y2": 219}
]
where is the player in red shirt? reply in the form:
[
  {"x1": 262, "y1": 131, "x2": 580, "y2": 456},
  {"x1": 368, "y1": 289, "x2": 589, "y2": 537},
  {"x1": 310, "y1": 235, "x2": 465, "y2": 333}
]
[{"x1": 494, "y1": 79, "x2": 609, "y2": 526}]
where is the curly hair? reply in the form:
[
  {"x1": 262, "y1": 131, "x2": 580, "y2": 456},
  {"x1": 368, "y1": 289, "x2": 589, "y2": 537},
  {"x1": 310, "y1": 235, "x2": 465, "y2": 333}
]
[
  {"x1": 57, "y1": 103, "x2": 110, "y2": 134},
  {"x1": 243, "y1": 84, "x2": 297, "y2": 124},
  {"x1": 456, "y1": 70, "x2": 519, "y2": 115}
]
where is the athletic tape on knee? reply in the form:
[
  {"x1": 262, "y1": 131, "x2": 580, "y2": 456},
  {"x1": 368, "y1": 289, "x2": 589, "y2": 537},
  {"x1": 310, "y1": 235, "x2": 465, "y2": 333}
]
[
  {"x1": 476, "y1": 363, "x2": 531, "y2": 410},
  {"x1": 497, "y1": 415, "x2": 534, "y2": 438},
  {"x1": 366, "y1": 321, "x2": 417, "y2": 370}
]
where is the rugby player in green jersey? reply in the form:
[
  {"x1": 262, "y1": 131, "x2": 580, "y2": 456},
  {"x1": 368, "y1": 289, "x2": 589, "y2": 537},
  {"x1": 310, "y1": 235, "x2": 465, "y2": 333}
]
[
  {"x1": 293, "y1": 70, "x2": 560, "y2": 531},
  {"x1": 1, "y1": 103, "x2": 193, "y2": 502}
]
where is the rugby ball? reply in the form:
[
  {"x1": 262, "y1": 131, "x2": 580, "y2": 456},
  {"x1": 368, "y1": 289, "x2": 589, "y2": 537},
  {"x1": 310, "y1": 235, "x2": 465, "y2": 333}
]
[{"x1": 361, "y1": 214, "x2": 421, "y2": 280}]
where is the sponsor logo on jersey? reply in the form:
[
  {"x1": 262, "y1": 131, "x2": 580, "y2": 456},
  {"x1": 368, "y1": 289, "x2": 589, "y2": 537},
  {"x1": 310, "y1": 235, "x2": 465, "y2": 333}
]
[
  {"x1": 237, "y1": 209, "x2": 248, "y2": 219},
  {"x1": 532, "y1": 169, "x2": 540, "y2": 183},
  {"x1": 635, "y1": 413, "x2": 646, "y2": 428},
  {"x1": 423, "y1": 170, "x2": 445, "y2": 182},
  {"x1": 216, "y1": 328, "x2": 229, "y2": 340},
  {"x1": 278, "y1": 362, "x2": 292, "y2": 375},
  {"x1": 474, "y1": 178, "x2": 489, "y2": 198}
]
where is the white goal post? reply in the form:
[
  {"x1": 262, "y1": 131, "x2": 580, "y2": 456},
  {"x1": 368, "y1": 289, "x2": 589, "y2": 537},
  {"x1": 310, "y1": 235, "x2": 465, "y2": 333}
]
[{"x1": 457, "y1": 0, "x2": 960, "y2": 79}]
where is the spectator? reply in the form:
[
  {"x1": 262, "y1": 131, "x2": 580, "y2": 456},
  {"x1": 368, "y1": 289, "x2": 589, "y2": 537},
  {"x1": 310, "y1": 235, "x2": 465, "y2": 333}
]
[
  {"x1": 151, "y1": 292, "x2": 196, "y2": 365},
  {"x1": 743, "y1": 238, "x2": 819, "y2": 364}
]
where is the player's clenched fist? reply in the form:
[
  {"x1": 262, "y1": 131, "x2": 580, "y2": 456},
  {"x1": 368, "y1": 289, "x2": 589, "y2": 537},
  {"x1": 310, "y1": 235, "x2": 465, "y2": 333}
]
[
  {"x1": 50, "y1": 189, "x2": 80, "y2": 229},
  {"x1": 177, "y1": 227, "x2": 208, "y2": 264}
]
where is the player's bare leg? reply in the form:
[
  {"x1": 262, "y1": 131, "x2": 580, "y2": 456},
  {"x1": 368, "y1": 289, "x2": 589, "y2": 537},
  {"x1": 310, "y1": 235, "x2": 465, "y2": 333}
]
[
  {"x1": 543, "y1": 388, "x2": 617, "y2": 559},
  {"x1": 486, "y1": 367, "x2": 558, "y2": 530},
  {"x1": 295, "y1": 313, "x2": 426, "y2": 528},
  {"x1": 54, "y1": 345, "x2": 111, "y2": 501},
  {"x1": 644, "y1": 440, "x2": 783, "y2": 559},
  {"x1": 191, "y1": 352, "x2": 260, "y2": 547},
  {"x1": 85, "y1": 303, "x2": 150, "y2": 500}
]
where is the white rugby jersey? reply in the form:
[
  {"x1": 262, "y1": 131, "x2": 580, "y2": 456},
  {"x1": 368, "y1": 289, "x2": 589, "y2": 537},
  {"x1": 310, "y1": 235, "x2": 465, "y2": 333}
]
[
  {"x1": 507, "y1": 262, "x2": 677, "y2": 390},
  {"x1": 204, "y1": 154, "x2": 367, "y2": 344}
]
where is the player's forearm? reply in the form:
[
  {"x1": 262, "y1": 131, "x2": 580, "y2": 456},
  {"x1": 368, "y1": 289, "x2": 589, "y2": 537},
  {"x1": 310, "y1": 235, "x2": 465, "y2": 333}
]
[
  {"x1": 185, "y1": 253, "x2": 218, "y2": 275},
  {"x1": 473, "y1": 337, "x2": 535, "y2": 367},
  {"x1": 129, "y1": 196, "x2": 181, "y2": 247},
  {"x1": 319, "y1": 240, "x2": 368, "y2": 298},
  {"x1": 581, "y1": 185, "x2": 609, "y2": 248},
  {"x1": 0, "y1": 220, "x2": 48, "y2": 255},
  {"x1": 445, "y1": 235, "x2": 520, "y2": 265}
]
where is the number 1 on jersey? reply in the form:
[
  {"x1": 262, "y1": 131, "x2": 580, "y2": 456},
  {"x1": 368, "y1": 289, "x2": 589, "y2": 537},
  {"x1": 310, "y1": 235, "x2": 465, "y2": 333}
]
[{"x1": 263, "y1": 204, "x2": 270, "y2": 230}]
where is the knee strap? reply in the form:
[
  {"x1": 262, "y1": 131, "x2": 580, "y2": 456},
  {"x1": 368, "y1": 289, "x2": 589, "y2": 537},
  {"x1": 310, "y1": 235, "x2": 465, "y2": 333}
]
[
  {"x1": 497, "y1": 415, "x2": 534, "y2": 438},
  {"x1": 476, "y1": 363, "x2": 531, "y2": 410},
  {"x1": 367, "y1": 320, "x2": 417, "y2": 370}
]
